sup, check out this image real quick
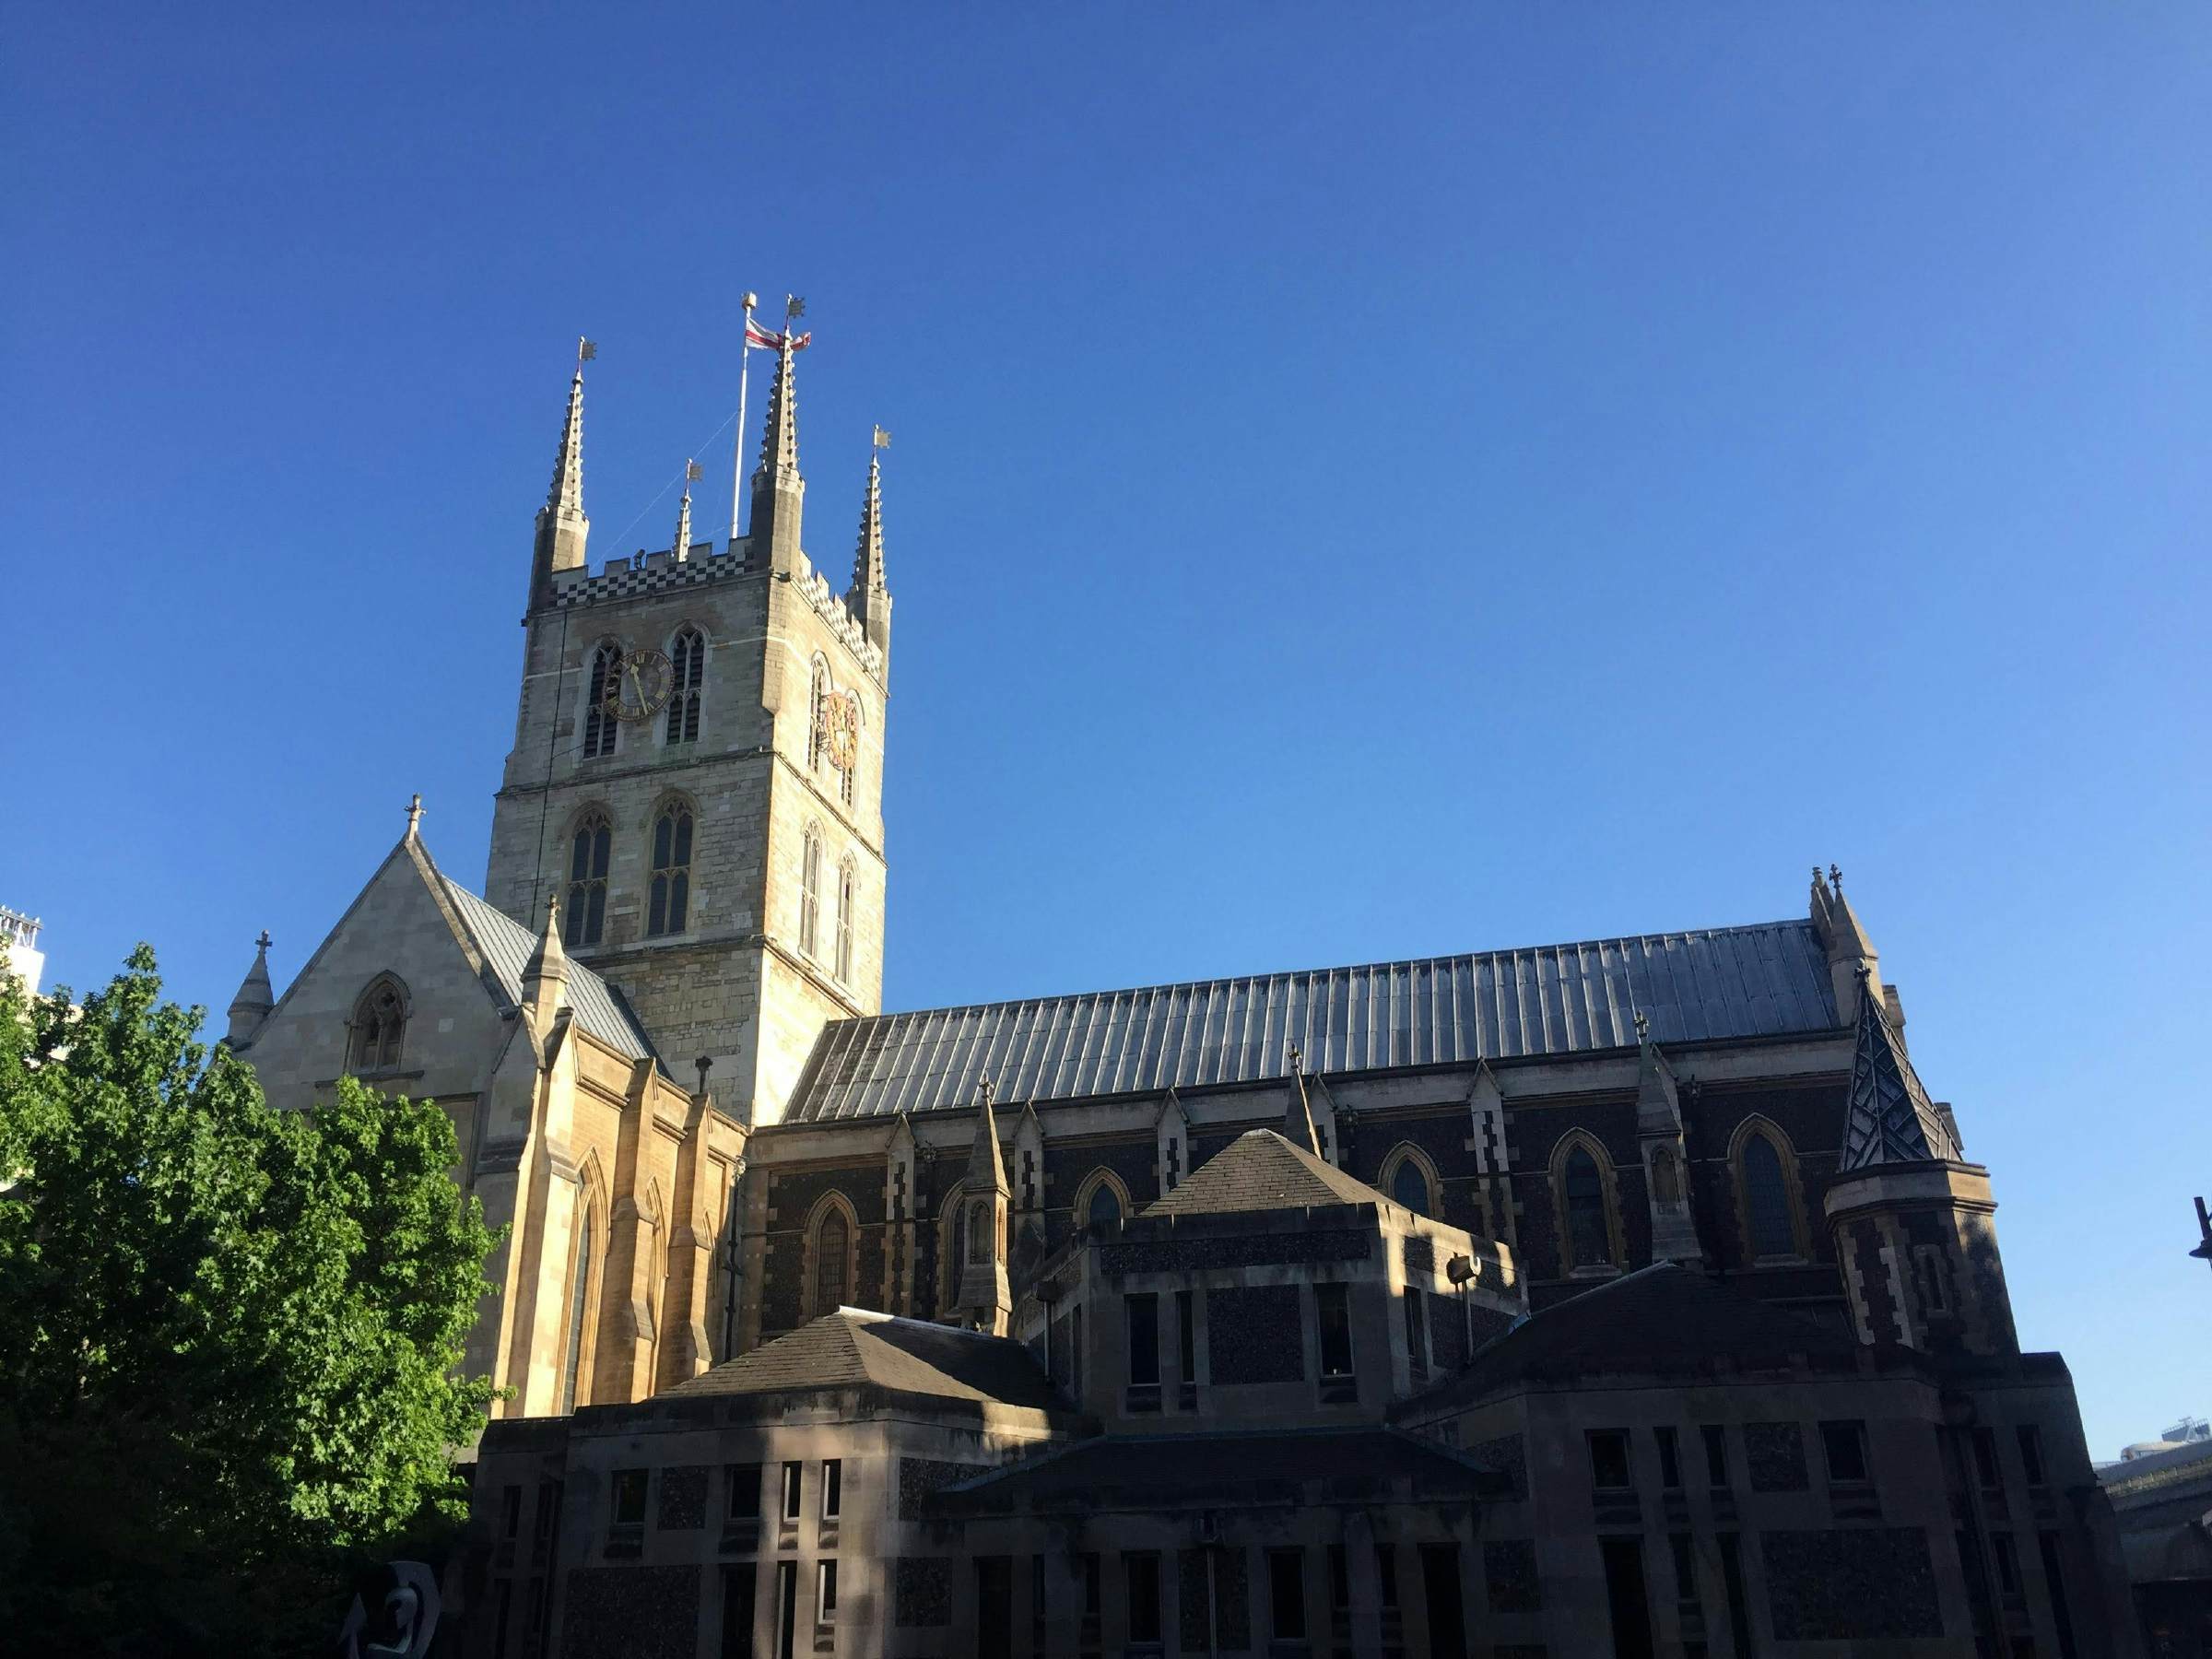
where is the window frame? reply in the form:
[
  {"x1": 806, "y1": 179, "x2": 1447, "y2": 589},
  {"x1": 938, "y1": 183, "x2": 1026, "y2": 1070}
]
[
  {"x1": 1588, "y1": 1428, "x2": 1634, "y2": 1492},
  {"x1": 646, "y1": 800, "x2": 694, "y2": 937},
  {"x1": 582, "y1": 641, "x2": 622, "y2": 759},
  {"x1": 781, "y1": 1461, "x2": 803, "y2": 1523},
  {"x1": 1551, "y1": 1132, "x2": 1623, "y2": 1275},
  {"x1": 564, "y1": 808, "x2": 613, "y2": 947},
  {"x1": 347, "y1": 975, "x2": 408, "y2": 1075},
  {"x1": 665, "y1": 625, "x2": 705, "y2": 745},
  {"x1": 820, "y1": 1459, "x2": 841, "y2": 1521},
  {"x1": 1267, "y1": 1547, "x2": 1308, "y2": 1641},
  {"x1": 1819, "y1": 1419, "x2": 1871, "y2": 1486},
  {"x1": 1730, "y1": 1116, "x2": 1808, "y2": 1264},
  {"x1": 798, "y1": 824, "x2": 823, "y2": 959}
]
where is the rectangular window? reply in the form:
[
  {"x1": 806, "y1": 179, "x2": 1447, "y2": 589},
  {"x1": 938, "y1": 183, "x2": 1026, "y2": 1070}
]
[
  {"x1": 1328, "y1": 1545, "x2": 1349, "y2": 1613},
  {"x1": 611, "y1": 1468, "x2": 649, "y2": 1526},
  {"x1": 816, "y1": 1560, "x2": 837, "y2": 1624},
  {"x1": 1177, "y1": 1289, "x2": 1196, "y2": 1385},
  {"x1": 721, "y1": 1565, "x2": 756, "y2": 1659},
  {"x1": 1316, "y1": 1283, "x2": 1355, "y2": 1377},
  {"x1": 1599, "y1": 1538, "x2": 1655, "y2": 1659},
  {"x1": 2018, "y1": 1425, "x2": 2047, "y2": 1488},
  {"x1": 820, "y1": 1459, "x2": 841, "y2": 1520},
  {"x1": 501, "y1": 1485, "x2": 523, "y2": 1537},
  {"x1": 727, "y1": 1463, "x2": 760, "y2": 1520},
  {"x1": 1125, "y1": 1551, "x2": 1162, "y2": 1643},
  {"x1": 1669, "y1": 1532, "x2": 1697, "y2": 1602},
  {"x1": 774, "y1": 1560, "x2": 798, "y2": 1659},
  {"x1": 1082, "y1": 1553, "x2": 1101, "y2": 1619},
  {"x1": 1717, "y1": 1534, "x2": 1753, "y2": 1657},
  {"x1": 1073, "y1": 1307, "x2": 1084, "y2": 1392},
  {"x1": 534, "y1": 1479, "x2": 563, "y2": 1554},
  {"x1": 1655, "y1": 1427, "x2": 1682, "y2": 1490},
  {"x1": 1375, "y1": 1544, "x2": 1399, "y2": 1609},
  {"x1": 1989, "y1": 1428, "x2": 2015, "y2": 1494},
  {"x1": 781, "y1": 1461, "x2": 802, "y2": 1522},
  {"x1": 1127, "y1": 1293, "x2": 1160, "y2": 1387},
  {"x1": 1589, "y1": 1429, "x2": 1634, "y2": 1491},
  {"x1": 2038, "y1": 1531, "x2": 2078, "y2": 1659},
  {"x1": 1820, "y1": 1419, "x2": 1870, "y2": 1484},
  {"x1": 493, "y1": 1582, "x2": 512, "y2": 1657},
  {"x1": 1993, "y1": 1533, "x2": 2021, "y2": 1596},
  {"x1": 1702, "y1": 1425, "x2": 1730, "y2": 1488},
  {"x1": 1268, "y1": 1548, "x2": 1308, "y2": 1640},
  {"x1": 1403, "y1": 1288, "x2": 1429, "y2": 1379}
]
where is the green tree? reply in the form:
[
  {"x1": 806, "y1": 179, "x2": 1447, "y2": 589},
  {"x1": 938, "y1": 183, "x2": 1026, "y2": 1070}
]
[{"x1": 0, "y1": 947, "x2": 501, "y2": 1654}]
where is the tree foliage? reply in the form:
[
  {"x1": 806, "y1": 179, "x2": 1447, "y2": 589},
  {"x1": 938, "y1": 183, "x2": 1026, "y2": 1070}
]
[{"x1": 0, "y1": 947, "x2": 502, "y2": 1653}]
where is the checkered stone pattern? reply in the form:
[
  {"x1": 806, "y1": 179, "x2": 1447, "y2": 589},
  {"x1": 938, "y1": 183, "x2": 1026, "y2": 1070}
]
[{"x1": 553, "y1": 550, "x2": 746, "y2": 607}]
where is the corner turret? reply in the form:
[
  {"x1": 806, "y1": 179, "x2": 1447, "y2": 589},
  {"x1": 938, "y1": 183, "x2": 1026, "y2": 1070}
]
[
  {"x1": 528, "y1": 340, "x2": 593, "y2": 606},
  {"x1": 951, "y1": 1079, "x2": 1013, "y2": 1335},
  {"x1": 1810, "y1": 864, "x2": 1881, "y2": 1025},
  {"x1": 225, "y1": 930, "x2": 275, "y2": 1045},
  {"x1": 748, "y1": 333, "x2": 805, "y2": 575},
  {"x1": 848, "y1": 434, "x2": 892, "y2": 673}
]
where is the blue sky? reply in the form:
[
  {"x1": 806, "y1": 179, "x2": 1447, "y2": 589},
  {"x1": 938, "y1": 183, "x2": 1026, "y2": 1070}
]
[{"x1": 6, "y1": 4, "x2": 2206, "y2": 1455}]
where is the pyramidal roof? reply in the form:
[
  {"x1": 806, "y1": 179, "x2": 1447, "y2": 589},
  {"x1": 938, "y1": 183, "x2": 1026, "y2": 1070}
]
[
  {"x1": 663, "y1": 1309, "x2": 1058, "y2": 1409},
  {"x1": 1841, "y1": 983, "x2": 1959, "y2": 1171},
  {"x1": 1145, "y1": 1128, "x2": 1389, "y2": 1218}
]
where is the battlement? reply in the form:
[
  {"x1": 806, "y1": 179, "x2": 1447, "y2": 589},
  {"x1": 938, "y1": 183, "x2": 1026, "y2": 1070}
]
[
  {"x1": 0, "y1": 905, "x2": 40, "y2": 950},
  {"x1": 791, "y1": 558, "x2": 887, "y2": 686}
]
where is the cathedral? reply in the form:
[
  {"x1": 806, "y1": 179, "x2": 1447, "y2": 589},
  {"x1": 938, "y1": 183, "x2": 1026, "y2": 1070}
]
[{"x1": 225, "y1": 337, "x2": 2143, "y2": 1656}]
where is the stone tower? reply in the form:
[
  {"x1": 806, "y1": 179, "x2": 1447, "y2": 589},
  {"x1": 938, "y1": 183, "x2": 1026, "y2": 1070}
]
[{"x1": 486, "y1": 336, "x2": 892, "y2": 1126}]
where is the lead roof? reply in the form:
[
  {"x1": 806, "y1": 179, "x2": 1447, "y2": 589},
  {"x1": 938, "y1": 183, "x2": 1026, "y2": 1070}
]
[{"x1": 785, "y1": 920, "x2": 1839, "y2": 1123}]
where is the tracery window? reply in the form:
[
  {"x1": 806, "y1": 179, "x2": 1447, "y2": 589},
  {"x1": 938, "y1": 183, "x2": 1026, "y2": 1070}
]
[
  {"x1": 813, "y1": 1208, "x2": 849, "y2": 1314},
  {"x1": 833, "y1": 857, "x2": 855, "y2": 982},
  {"x1": 647, "y1": 803, "x2": 692, "y2": 937},
  {"x1": 582, "y1": 642, "x2": 621, "y2": 759},
  {"x1": 665, "y1": 627, "x2": 705, "y2": 744},
  {"x1": 559, "y1": 1197, "x2": 595, "y2": 1415},
  {"x1": 968, "y1": 1199, "x2": 990, "y2": 1263},
  {"x1": 1738, "y1": 1128, "x2": 1800, "y2": 1260},
  {"x1": 347, "y1": 978, "x2": 406, "y2": 1073},
  {"x1": 798, "y1": 826, "x2": 822, "y2": 958},
  {"x1": 1562, "y1": 1144, "x2": 1612, "y2": 1271},
  {"x1": 565, "y1": 810, "x2": 611, "y2": 947}
]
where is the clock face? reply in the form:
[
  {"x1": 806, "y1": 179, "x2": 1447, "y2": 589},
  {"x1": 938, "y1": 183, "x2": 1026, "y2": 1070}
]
[
  {"x1": 603, "y1": 647, "x2": 674, "y2": 722},
  {"x1": 819, "y1": 689, "x2": 860, "y2": 771}
]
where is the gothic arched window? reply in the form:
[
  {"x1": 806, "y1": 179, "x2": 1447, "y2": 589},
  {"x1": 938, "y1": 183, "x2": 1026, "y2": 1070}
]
[
  {"x1": 799, "y1": 826, "x2": 823, "y2": 959},
  {"x1": 347, "y1": 977, "x2": 406, "y2": 1073},
  {"x1": 806, "y1": 660, "x2": 828, "y2": 771},
  {"x1": 665, "y1": 628, "x2": 705, "y2": 745},
  {"x1": 1562, "y1": 1145, "x2": 1612, "y2": 1272},
  {"x1": 565, "y1": 811, "x2": 611, "y2": 947},
  {"x1": 968, "y1": 1199, "x2": 991, "y2": 1263},
  {"x1": 1737, "y1": 1128, "x2": 1801, "y2": 1261},
  {"x1": 1087, "y1": 1182, "x2": 1122, "y2": 1230},
  {"x1": 582, "y1": 642, "x2": 621, "y2": 759},
  {"x1": 949, "y1": 1198, "x2": 969, "y2": 1275},
  {"x1": 833, "y1": 857, "x2": 856, "y2": 982},
  {"x1": 813, "y1": 1208, "x2": 849, "y2": 1315},
  {"x1": 559, "y1": 1196, "x2": 596, "y2": 1415},
  {"x1": 647, "y1": 803, "x2": 693, "y2": 937},
  {"x1": 1388, "y1": 1154, "x2": 1434, "y2": 1218}
]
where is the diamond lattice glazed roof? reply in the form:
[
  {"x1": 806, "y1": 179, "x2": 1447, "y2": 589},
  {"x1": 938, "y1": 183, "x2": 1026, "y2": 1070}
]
[{"x1": 785, "y1": 920, "x2": 1838, "y2": 1124}]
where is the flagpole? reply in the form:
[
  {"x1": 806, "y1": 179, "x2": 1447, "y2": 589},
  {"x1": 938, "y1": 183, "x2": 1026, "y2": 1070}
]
[{"x1": 729, "y1": 289, "x2": 759, "y2": 548}]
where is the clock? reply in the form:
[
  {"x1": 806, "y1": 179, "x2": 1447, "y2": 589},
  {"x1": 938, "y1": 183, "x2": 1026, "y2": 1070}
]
[
  {"x1": 602, "y1": 647, "x2": 674, "y2": 723},
  {"x1": 820, "y1": 690, "x2": 860, "y2": 771}
]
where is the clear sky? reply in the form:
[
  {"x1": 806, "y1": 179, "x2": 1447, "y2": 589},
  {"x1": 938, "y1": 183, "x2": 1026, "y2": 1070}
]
[{"x1": 6, "y1": 4, "x2": 2206, "y2": 1457}]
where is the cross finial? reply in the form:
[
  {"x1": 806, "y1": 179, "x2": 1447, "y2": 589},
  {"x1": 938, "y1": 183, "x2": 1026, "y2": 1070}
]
[
  {"x1": 1828, "y1": 863, "x2": 1843, "y2": 895},
  {"x1": 695, "y1": 1054, "x2": 712, "y2": 1097},
  {"x1": 977, "y1": 1075, "x2": 995, "y2": 1109},
  {"x1": 1634, "y1": 1009, "x2": 1650, "y2": 1042},
  {"x1": 1287, "y1": 1041, "x2": 1303, "y2": 1076},
  {"x1": 406, "y1": 794, "x2": 424, "y2": 838},
  {"x1": 254, "y1": 929, "x2": 271, "y2": 953}
]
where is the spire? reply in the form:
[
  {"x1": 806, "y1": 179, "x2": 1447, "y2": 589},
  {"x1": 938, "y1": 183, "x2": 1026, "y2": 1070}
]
[
  {"x1": 672, "y1": 459, "x2": 700, "y2": 562},
  {"x1": 529, "y1": 339, "x2": 594, "y2": 605},
  {"x1": 847, "y1": 432, "x2": 893, "y2": 665},
  {"x1": 225, "y1": 930, "x2": 275, "y2": 1044},
  {"x1": 1841, "y1": 972, "x2": 1959, "y2": 1171},
  {"x1": 1283, "y1": 1046, "x2": 1322, "y2": 1155},
  {"x1": 1810, "y1": 863, "x2": 1880, "y2": 1024},
  {"x1": 523, "y1": 893, "x2": 570, "y2": 1021},
  {"x1": 747, "y1": 330, "x2": 806, "y2": 573},
  {"x1": 965, "y1": 1077, "x2": 1009, "y2": 1194}
]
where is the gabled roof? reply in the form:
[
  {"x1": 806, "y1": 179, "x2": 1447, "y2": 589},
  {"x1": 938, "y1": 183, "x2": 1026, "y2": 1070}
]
[
  {"x1": 1145, "y1": 1128, "x2": 1388, "y2": 1218},
  {"x1": 1399, "y1": 1263, "x2": 1863, "y2": 1415},
  {"x1": 784, "y1": 921, "x2": 1838, "y2": 1122},
  {"x1": 435, "y1": 876, "x2": 655, "y2": 1064},
  {"x1": 662, "y1": 1309, "x2": 1060, "y2": 1409},
  {"x1": 1841, "y1": 984, "x2": 1959, "y2": 1171}
]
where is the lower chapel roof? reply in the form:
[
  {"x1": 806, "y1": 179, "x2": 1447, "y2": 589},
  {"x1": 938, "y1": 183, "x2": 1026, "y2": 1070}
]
[
  {"x1": 662, "y1": 1310, "x2": 1060, "y2": 1411},
  {"x1": 785, "y1": 920, "x2": 1840, "y2": 1123}
]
